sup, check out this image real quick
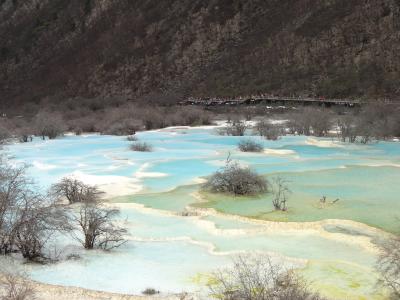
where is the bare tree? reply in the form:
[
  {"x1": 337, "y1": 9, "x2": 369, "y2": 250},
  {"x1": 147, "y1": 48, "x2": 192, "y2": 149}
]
[
  {"x1": 50, "y1": 177, "x2": 103, "y2": 204},
  {"x1": 376, "y1": 233, "x2": 400, "y2": 299},
  {"x1": 208, "y1": 254, "x2": 326, "y2": 300},
  {"x1": 287, "y1": 107, "x2": 332, "y2": 137},
  {"x1": 308, "y1": 108, "x2": 332, "y2": 137},
  {"x1": 0, "y1": 261, "x2": 35, "y2": 300},
  {"x1": 337, "y1": 116, "x2": 357, "y2": 143},
  {"x1": 34, "y1": 111, "x2": 65, "y2": 140},
  {"x1": 254, "y1": 121, "x2": 282, "y2": 140},
  {"x1": 0, "y1": 162, "x2": 30, "y2": 255},
  {"x1": 270, "y1": 177, "x2": 291, "y2": 211},
  {"x1": 13, "y1": 197, "x2": 70, "y2": 262},
  {"x1": 219, "y1": 120, "x2": 248, "y2": 136},
  {"x1": 287, "y1": 111, "x2": 311, "y2": 136},
  {"x1": 0, "y1": 160, "x2": 68, "y2": 261},
  {"x1": 66, "y1": 189, "x2": 127, "y2": 250}
]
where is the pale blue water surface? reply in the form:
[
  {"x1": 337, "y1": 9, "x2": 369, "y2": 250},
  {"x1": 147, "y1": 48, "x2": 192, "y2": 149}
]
[{"x1": 2, "y1": 126, "x2": 400, "y2": 299}]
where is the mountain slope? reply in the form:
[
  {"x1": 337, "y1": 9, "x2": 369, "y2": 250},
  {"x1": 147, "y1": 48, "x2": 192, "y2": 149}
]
[{"x1": 1, "y1": 0, "x2": 400, "y2": 107}]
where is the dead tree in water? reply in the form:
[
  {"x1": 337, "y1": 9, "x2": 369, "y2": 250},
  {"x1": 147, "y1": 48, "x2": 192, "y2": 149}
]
[
  {"x1": 50, "y1": 177, "x2": 103, "y2": 204},
  {"x1": 0, "y1": 161, "x2": 68, "y2": 261},
  {"x1": 270, "y1": 177, "x2": 291, "y2": 211},
  {"x1": 67, "y1": 190, "x2": 127, "y2": 250}
]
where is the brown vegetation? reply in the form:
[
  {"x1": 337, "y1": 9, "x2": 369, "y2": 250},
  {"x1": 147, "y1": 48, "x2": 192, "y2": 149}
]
[
  {"x1": 0, "y1": 265, "x2": 35, "y2": 300},
  {"x1": 287, "y1": 107, "x2": 332, "y2": 137},
  {"x1": 0, "y1": 161, "x2": 68, "y2": 261},
  {"x1": 218, "y1": 120, "x2": 248, "y2": 136},
  {"x1": 254, "y1": 121, "x2": 283, "y2": 140},
  {"x1": 208, "y1": 254, "x2": 326, "y2": 300},
  {"x1": 203, "y1": 156, "x2": 267, "y2": 196},
  {"x1": 238, "y1": 139, "x2": 264, "y2": 152},
  {"x1": 270, "y1": 177, "x2": 291, "y2": 211},
  {"x1": 377, "y1": 233, "x2": 400, "y2": 299},
  {"x1": 51, "y1": 177, "x2": 103, "y2": 204},
  {"x1": 130, "y1": 142, "x2": 153, "y2": 152}
]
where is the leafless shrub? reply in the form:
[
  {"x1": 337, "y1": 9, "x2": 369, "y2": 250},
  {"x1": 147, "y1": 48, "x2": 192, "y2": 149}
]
[
  {"x1": 0, "y1": 161, "x2": 69, "y2": 261},
  {"x1": 103, "y1": 118, "x2": 141, "y2": 136},
  {"x1": 270, "y1": 177, "x2": 291, "y2": 211},
  {"x1": 219, "y1": 120, "x2": 248, "y2": 136},
  {"x1": 337, "y1": 116, "x2": 357, "y2": 143},
  {"x1": 287, "y1": 108, "x2": 332, "y2": 137},
  {"x1": 0, "y1": 263, "x2": 35, "y2": 300},
  {"x1": 126, "y1": 135, "x2": 138, "y2": 142},
  {"x1": 50, "y1": 177, "x2": 103, "y2": 204},
  {"x1": 238, "y1": 139, "x2": 264, "y2": 152},
  {"x1": 208, "y1": 254, "x2": 326, "y2": 300},
  {"x1": 0, "y1": 163, "x2": 31, "y2": 255},
  {"x1": 69, "y1": 115, "x2": 98, "y2": 134},
  {"x1": 13, "y1": 199, "x2": 69, "y2": 262},
  {"x1": 34, "y1": 111, "x2": 65, "y2": 140},
  {"x1": 0, "y1": 126, "x2": 10, "y2": 144},
  {"x1": 142, "y1": 288, "x2": 160, "y2": 295},
  {"x1": 69, "y1": 199, "x2": 127, "y2": 250},
  {"x1": 376, "y1": 234, "x2": 400, "y2": 299},
  {"x1": 254, "y1": 121, "x2": 282, "y2": 140},
  {"x1": 16, "y1": 128, "x2": 33, "y2": 143},
  {"x1": 287, "y1": 111, "x2": 311, "y2": 136},
  {"x1": 308, "y1": 109, "x2": 332, "y2": 137},
  {"x1": 171, "y1": 107, "x2": 212, "y2": 126},
  {"x1": 141, "y1": 108, "x2": 167, "y2": 130},
  {"x1": 203, "y1": 156, "x2": 267, "y2": 196},
  {"x1": 337, "y1": 102, "x2": 400, "y2": 144},
  {"x1": 130, "y1": 142, "x2": 153, "y2": 152}
]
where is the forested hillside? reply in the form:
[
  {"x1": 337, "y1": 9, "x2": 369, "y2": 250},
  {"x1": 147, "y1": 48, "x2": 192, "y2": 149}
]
[{"x1": 1, "y1": 0, "x2": 400, "y2": 108}]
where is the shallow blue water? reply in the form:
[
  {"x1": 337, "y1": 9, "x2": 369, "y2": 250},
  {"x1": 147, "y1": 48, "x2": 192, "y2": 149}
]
[{"x1": 2, "y1": 126, "x2": 400, "y2": 298}]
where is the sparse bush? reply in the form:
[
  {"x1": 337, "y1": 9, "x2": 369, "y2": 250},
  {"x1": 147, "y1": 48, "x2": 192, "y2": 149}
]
[
  {"x1": 0, "y1": 264, "x2": 35, "y2": 300},
  {"x1": 171, "y1": 106, "x2": 212, "y2": 126},
  {"x1": 337, "y1": 116, "x2": 357, "y2": 143},
  {"x1": 16, "y1": 127, "x2": 33, "y2": 143},
  {"x1": 309, "y1": 108, "x2": 332, "y2": 137},
  {"x1": 208, "y1": 254, "x2": 326, "y2": 300},
  {"x1": 238, "y1": 139, "x2": 264, "y2": 152},
  {"x1": 219, "y1": 120, "x2": 248, "y2": 136},
  {"x1": 34, "y1": 111, "x2": 65, "y2": 140},
  {"x1": 69, "y1": 115, "x2": 98, "y2": 133},
  {"x1": 270, "y1": 177, "x2": 291, "y2": 211},
  {"x1": 203, "y1": 157, "x2": 267, "y2": 196},
  {"x1": 103, "y1": 118, "x2": 141, "y2": 136},
  {"x1": 287, "y1": 107, "x2": 332, "y2": 137},
  {"x1": 126, "y1": 135, "x2": 138, "y2": 142},
  {"x1": 141, "y1": 108, "x2": 167, "y2": 130},
  {"x1": 376, "y1": 233, "x2": 400, "y2": 299},
  {"x1": 254, "y1": 121, "x2": 282, "y2": 140},
  {"x1": 0, "y1": 126, "x2": 10, "y2": 144},
  {"x1": 142, "y1": 288, "x2": 160, "y2": 295},
  {"x1": 130, "y1": 142, "x2": 153, "y2": 152}
]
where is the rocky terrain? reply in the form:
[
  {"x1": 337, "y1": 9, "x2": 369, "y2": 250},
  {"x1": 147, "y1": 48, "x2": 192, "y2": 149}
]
[{"x1": 1, "y1": 0, "x2": 400, "y2": 108}]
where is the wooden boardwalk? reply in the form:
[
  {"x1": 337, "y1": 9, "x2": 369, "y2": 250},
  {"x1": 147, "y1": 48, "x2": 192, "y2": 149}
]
[{"x1": 180, "y1": 96, "x2": 364, "y2": 107}]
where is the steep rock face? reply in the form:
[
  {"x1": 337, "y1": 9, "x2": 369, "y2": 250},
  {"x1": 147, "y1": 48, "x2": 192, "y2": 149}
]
[{"x1": 1, "y1": 0, "x2": 400, "y2": 106}]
